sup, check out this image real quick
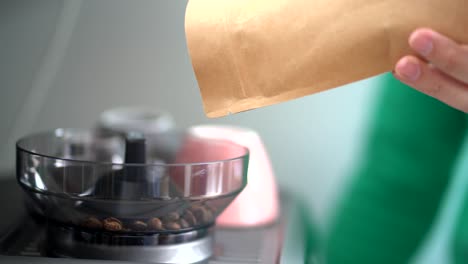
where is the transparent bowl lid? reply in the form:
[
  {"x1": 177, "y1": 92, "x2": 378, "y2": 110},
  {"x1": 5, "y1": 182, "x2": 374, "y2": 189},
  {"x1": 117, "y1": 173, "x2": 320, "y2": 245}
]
[{"x1": 16, "y1": 128, "x2": 249, "y2": 233}]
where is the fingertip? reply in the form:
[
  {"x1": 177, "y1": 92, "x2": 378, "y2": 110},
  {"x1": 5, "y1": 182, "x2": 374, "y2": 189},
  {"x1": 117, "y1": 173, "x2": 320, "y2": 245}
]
[
  {"x1": 409, "y1": 28, "x2": 435, "y2": 40},
  {"x1": 409, "y1": 29, "x2": 434, "y2": 57},
  {"x1": 395, "y1": 56, "x2": 422, "y2": 82},
  {"x1": 393, "y1": 57, "x2": 407, "y2": 81}
]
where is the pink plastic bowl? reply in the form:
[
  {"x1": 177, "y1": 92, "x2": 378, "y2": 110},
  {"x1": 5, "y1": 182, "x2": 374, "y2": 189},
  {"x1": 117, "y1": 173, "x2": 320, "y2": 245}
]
[{"x1": 187, "y1": 125, "x2": 279, "y2": 227}]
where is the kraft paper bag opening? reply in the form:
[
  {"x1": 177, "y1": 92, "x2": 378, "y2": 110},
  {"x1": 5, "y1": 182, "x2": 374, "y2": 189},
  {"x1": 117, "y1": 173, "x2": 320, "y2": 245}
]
[{"x1": 185, "y1": 0, "x2": 468, "y2": 118}]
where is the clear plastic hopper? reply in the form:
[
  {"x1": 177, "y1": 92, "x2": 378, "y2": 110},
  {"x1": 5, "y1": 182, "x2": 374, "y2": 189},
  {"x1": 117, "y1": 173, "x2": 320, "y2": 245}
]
[{"x1": 16, "y1": 128, "x2": 249, "y2": 234}]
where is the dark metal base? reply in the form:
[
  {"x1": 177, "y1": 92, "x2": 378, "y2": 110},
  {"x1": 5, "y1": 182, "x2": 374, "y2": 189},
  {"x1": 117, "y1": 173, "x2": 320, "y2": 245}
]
[
  {"x1": 46, "y1": 224, "x2": 213, "y2": 263},
  {"x1": 0, "y1": 177, "x2": 303, "y2": 263}
]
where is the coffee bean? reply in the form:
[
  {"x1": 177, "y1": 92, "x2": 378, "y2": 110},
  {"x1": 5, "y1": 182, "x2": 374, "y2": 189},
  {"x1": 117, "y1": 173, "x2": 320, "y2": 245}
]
[
  {"x1": 147, "y1": 217, "x2": 164, "y2": 230},
  {"x1": 81, "y1": 216, "x2": 102, "y2": 229},
  {"x1": 131, "y1": 220, "x2": 147, "y2": 231},
  {"x1": 163, "y1": 212, "x2": 180, "y2": 222},
  {"x1": 165, "y1": 221, "x2": 181, "y2": 230},
  {"x1": 178, "y1": 218, "x2": 189, "y2": 229},
  {"x1": 190, "y1": 203, "x2": 203, "y2": 210},
  {"x1": 103, "y1": 217, "x2": 123, "y2": 231},
  {"x1": 182, "y1": 210, "x2": 197, "y2": 226},
  {"x1": 187, "y1": 205, "x2": 200, "y2": 214},
  {"x1": 204, "y1": 204, "x2": 217, "y2": 214},
  {"x1": 192, "y1": 207, "x2": 213, "y2": 223}
]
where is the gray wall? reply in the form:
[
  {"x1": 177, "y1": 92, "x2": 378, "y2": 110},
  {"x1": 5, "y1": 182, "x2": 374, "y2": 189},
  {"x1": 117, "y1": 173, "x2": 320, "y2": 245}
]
[
  {"x1": 0, "y1": 0, "x2": 62, "y2": 163},
  {"x1": 0, "y1": 0, "x2": 378, "y2": 228}
]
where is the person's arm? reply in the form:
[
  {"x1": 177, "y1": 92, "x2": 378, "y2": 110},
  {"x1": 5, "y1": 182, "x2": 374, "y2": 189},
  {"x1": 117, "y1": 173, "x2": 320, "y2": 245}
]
[
  {"x1": 325, "y1": 73, "x2": 467, "y2": 263},
  {"x1": 395, "y1": 28, "x2": 468, "y2": 113}
]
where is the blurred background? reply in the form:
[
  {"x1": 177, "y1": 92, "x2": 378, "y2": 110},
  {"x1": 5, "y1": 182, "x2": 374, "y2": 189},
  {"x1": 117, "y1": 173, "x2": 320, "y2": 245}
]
[
  {"x1": 0, "y1": 0, "x2": 379, "y2": 229},
  {"x1": 5, "y1": 1, "x2": 462, "y2": 263}
]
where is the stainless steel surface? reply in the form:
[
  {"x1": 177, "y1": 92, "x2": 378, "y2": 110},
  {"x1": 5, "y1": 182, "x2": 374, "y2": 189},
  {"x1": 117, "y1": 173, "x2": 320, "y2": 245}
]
[
  {"x1": 97, "y1": 107, "x2": 175, "y2": 136},
  {"x1": 1, "y1": 222, "x2": 283, "y2": 264},
  {"x1": 0, "y1": 176, "x2": 306, "y2": 263},
  {"x1": 46, "y1": 224, "x2": 214, "y2": 263},
  {"x1": 51, "y1": 231, "x2": 213, "y2": 263}
]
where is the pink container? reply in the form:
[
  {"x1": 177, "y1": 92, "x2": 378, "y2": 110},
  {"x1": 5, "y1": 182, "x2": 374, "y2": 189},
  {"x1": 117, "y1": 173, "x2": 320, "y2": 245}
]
[{"x1": 187, "y1": 125, "x2": 279, "y2": 227}]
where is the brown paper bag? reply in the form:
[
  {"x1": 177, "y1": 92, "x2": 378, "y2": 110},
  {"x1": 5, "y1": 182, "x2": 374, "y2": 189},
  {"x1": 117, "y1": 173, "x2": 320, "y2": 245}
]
[{"x1": 185, "y1": 0, "x2": 468, "y2": 118}]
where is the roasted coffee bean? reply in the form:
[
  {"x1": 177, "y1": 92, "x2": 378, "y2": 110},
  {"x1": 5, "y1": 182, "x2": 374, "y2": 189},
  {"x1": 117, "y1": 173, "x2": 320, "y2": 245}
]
[
  {"x1": 165, "y1": 221, "x2": 181, "y2": 230},
  {"x1": 188, "y1": 205, "x2": 200, "y2": 214},
  {"x1": 81, "y1": 216, "x2": 102, "y2": 229},
  {"x1": 103, "y1": 217, "x2": 123, "y2": 231},
  {"x1": 131, "y1": 220, "x2": 147, "y2": 231},
  {"x1": 178, "y1": 218, "x2": 189, "y2": 229},
  {"x1": 148, "y1": 217, "x2": 164, "y2": 230},
  {"x1": 204, "y1": 204, "x2": 217, "y2": 214},
  {"x1": 183, "y1": 210, "x2": 197, "y2": 226},
  {"x1": 192, "y1": 207, "x2": 213, "y2": 223},
  {"x1": 190, "y1": 203, "x2": 203, "y2": 210},
  {"x1": 163, "y1": 212, "x2": 180, "y2": 222}
]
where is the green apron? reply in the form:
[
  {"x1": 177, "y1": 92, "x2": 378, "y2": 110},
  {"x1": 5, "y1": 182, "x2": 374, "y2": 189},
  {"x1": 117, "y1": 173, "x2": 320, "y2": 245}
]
[{"x1": 325, "y1": 73, "x2": 468, "y2": 263}]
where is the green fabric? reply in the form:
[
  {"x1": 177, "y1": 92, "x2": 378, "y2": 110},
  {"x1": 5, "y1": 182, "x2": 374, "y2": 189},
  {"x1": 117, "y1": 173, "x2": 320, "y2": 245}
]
[
  {"x1": 452, "y1": 155, "x2": 468, "y2": 263},
  {"x1": 325, "y1": 73, "x2": 467, "y2": 263},
  {"x1": 453, "y1": 169, "x2": 468, "y2": 263}
]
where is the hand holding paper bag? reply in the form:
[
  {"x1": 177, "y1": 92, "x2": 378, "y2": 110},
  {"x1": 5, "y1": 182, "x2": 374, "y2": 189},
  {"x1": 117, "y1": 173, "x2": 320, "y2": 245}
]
[
  {"x1": 185, "y1": 0, "x2": 468, "y2": 117},
  {"x1": 395, "y1": 28, "x2": 468, "y2": 112}
]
